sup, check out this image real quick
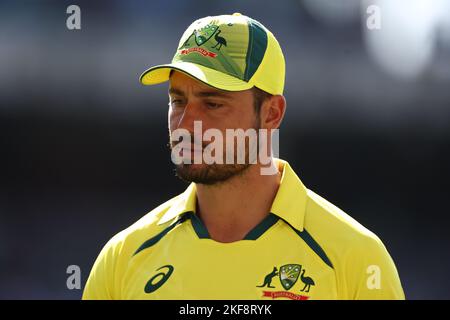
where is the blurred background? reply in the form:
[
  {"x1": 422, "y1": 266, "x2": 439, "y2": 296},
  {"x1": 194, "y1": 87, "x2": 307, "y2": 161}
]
[{"x1": 1, "y1": 0, "x2": 449, "y2": 299}]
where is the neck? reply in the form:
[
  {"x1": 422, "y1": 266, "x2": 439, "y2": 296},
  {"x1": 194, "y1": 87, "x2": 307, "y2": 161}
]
[{"x1": 195, "y1": 159, "x2": 282, "y2": 243}]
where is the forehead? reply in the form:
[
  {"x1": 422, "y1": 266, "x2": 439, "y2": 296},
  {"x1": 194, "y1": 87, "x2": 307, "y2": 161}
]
[{"x1": 168, "y1": 71, "x2": 251, "y2": 99}]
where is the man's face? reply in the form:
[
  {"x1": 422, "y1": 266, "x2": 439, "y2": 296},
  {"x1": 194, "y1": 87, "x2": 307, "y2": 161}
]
[{"x1": 168, "y1": 71, "x2": 260, "y2": 185}]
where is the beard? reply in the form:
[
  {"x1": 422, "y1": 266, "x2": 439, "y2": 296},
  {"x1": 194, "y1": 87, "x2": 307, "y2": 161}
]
[
  {"x1": 175, "y1": 161, "x2": 251, "y2": 185},
  {"x1": 169, "y1": 120, "x2": 261, "y2": 186}
]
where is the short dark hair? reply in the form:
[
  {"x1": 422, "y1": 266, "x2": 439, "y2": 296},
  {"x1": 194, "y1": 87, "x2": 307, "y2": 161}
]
[{"x1": 252, "y1": 86, "x2": 272, "y2": 114}]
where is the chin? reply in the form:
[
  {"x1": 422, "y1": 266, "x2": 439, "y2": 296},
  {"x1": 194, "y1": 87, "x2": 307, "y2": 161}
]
[{"x1": 175, "y1": 163, "x2": 251, "y2": 185}]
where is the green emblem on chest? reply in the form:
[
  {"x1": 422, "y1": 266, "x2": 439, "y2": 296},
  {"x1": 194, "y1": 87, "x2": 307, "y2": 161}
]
[{"x1": 279, "y1": 264, "x2": 301, "y2": 290}]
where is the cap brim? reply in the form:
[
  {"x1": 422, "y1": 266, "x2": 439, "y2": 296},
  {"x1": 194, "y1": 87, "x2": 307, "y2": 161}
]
[{"x1": 139, "y1": 61, "x2": 253, "y2": 92}]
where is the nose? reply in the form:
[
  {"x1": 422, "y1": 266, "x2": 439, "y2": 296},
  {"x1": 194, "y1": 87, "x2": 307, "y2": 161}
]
[{"x1": 175, "y1": 102, "x2": 201, "y2": 133}]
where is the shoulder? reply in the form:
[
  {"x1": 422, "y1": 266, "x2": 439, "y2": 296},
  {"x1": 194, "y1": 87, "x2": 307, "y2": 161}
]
[
  {"x1": 83, "y1": 194, "x2": 185, "y2": 299},
  {"x1": 306, "y1": 189, "x2": 382, "y2": 242},
  {"x1": 303, "y1": 190, "x2": 404, "y2": 299},
  {"x1": 304, "y1": 189, "x2": 391, "y2": 264},
  {"x1": 100, "y1": 194, "x2": 183, "y2": 261}
]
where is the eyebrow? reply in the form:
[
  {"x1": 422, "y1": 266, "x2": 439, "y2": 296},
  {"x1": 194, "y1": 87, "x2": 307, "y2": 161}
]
[{"x1": 168, "y1": 87, "x2": 233, "y2": 99}]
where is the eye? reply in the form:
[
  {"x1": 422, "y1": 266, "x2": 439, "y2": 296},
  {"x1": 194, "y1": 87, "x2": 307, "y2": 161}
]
[
  {"x1": 169, "y1": 99, "x2": 185, "y2": 108},
  {"x1": 205, "y1": 102, "x2": 223, "y2": 109}
]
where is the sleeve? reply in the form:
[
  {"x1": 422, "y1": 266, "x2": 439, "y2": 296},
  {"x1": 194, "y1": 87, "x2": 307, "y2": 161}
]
[
  {"x1": 82, "y1": 236, "x2": 123, "y2": 300},
  {"x1": 343, "y1": 235, "x2": 405, "y2": 300}
]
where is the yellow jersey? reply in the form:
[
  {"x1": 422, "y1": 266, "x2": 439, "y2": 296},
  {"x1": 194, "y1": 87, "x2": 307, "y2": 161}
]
[{"x1": 83, "y1": 159, "x2": 404, "y2": 300}]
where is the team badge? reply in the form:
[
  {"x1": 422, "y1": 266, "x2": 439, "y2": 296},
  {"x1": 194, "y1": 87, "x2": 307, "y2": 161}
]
[
  {"x1": 279, "y1": 264, "x2": 301, "y2": 290},
  {"x1": 178, "y1": 20, "x2": 228, "y2": 55},
  {"x1": 194, "y1": 23, "x2": 219, "y2": 46}
]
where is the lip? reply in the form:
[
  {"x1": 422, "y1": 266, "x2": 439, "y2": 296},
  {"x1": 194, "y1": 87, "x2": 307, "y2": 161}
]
[
  {"x1": 177, "y1": 143, "x2": 203, "y2": 152},
  {"x1": 179, "y1": 147, "x2": 203, "y2": 159},
  {"x1": 182, "y1": 148, "x2": 203, "y2": 153}
]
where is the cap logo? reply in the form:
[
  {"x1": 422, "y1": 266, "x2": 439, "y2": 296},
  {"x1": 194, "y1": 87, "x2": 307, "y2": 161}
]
[
  {"x1": 194, "y1": 23, "x2": 219, "y2": 46},
  {"x1": 178, "y1": 20, "x2": 230, "y2": 60}
]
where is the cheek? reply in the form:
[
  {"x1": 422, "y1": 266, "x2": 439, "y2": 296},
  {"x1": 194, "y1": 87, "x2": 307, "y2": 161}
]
[
  {"x1": 168, "y1": 108, "x2": 179, "y2": 131},
  {"x1": 226, "y1": 98, "x2": 257, "y2": 128},
  {"x1": 230, "y1": 108, "x2": 257, "y2": 129}
]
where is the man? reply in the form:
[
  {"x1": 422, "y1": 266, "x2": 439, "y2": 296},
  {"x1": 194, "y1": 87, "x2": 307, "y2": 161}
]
[{"x1": 83, "y1": 13, "x2": 404, "y2": 300}]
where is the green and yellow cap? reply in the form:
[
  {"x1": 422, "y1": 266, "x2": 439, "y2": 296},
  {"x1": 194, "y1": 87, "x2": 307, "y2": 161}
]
[{"x1": 140, "y1": 13, "x2": 285, "y2": 95}]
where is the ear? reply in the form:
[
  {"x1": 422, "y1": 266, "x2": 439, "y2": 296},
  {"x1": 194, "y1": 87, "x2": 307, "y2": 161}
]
[{"x1": 260, "y1": 95, "x2": 286, "y2": 130}]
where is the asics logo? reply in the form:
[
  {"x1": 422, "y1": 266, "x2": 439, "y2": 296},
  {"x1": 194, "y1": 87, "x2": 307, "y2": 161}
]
[{"x1": 144, "y1": 265, "x2": 174, "y2": 293}]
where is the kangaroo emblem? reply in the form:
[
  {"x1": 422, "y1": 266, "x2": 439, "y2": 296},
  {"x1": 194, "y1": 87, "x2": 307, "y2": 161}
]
[{"x1": 256, "y1": 267, "x2": 278, "y2": 288}]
